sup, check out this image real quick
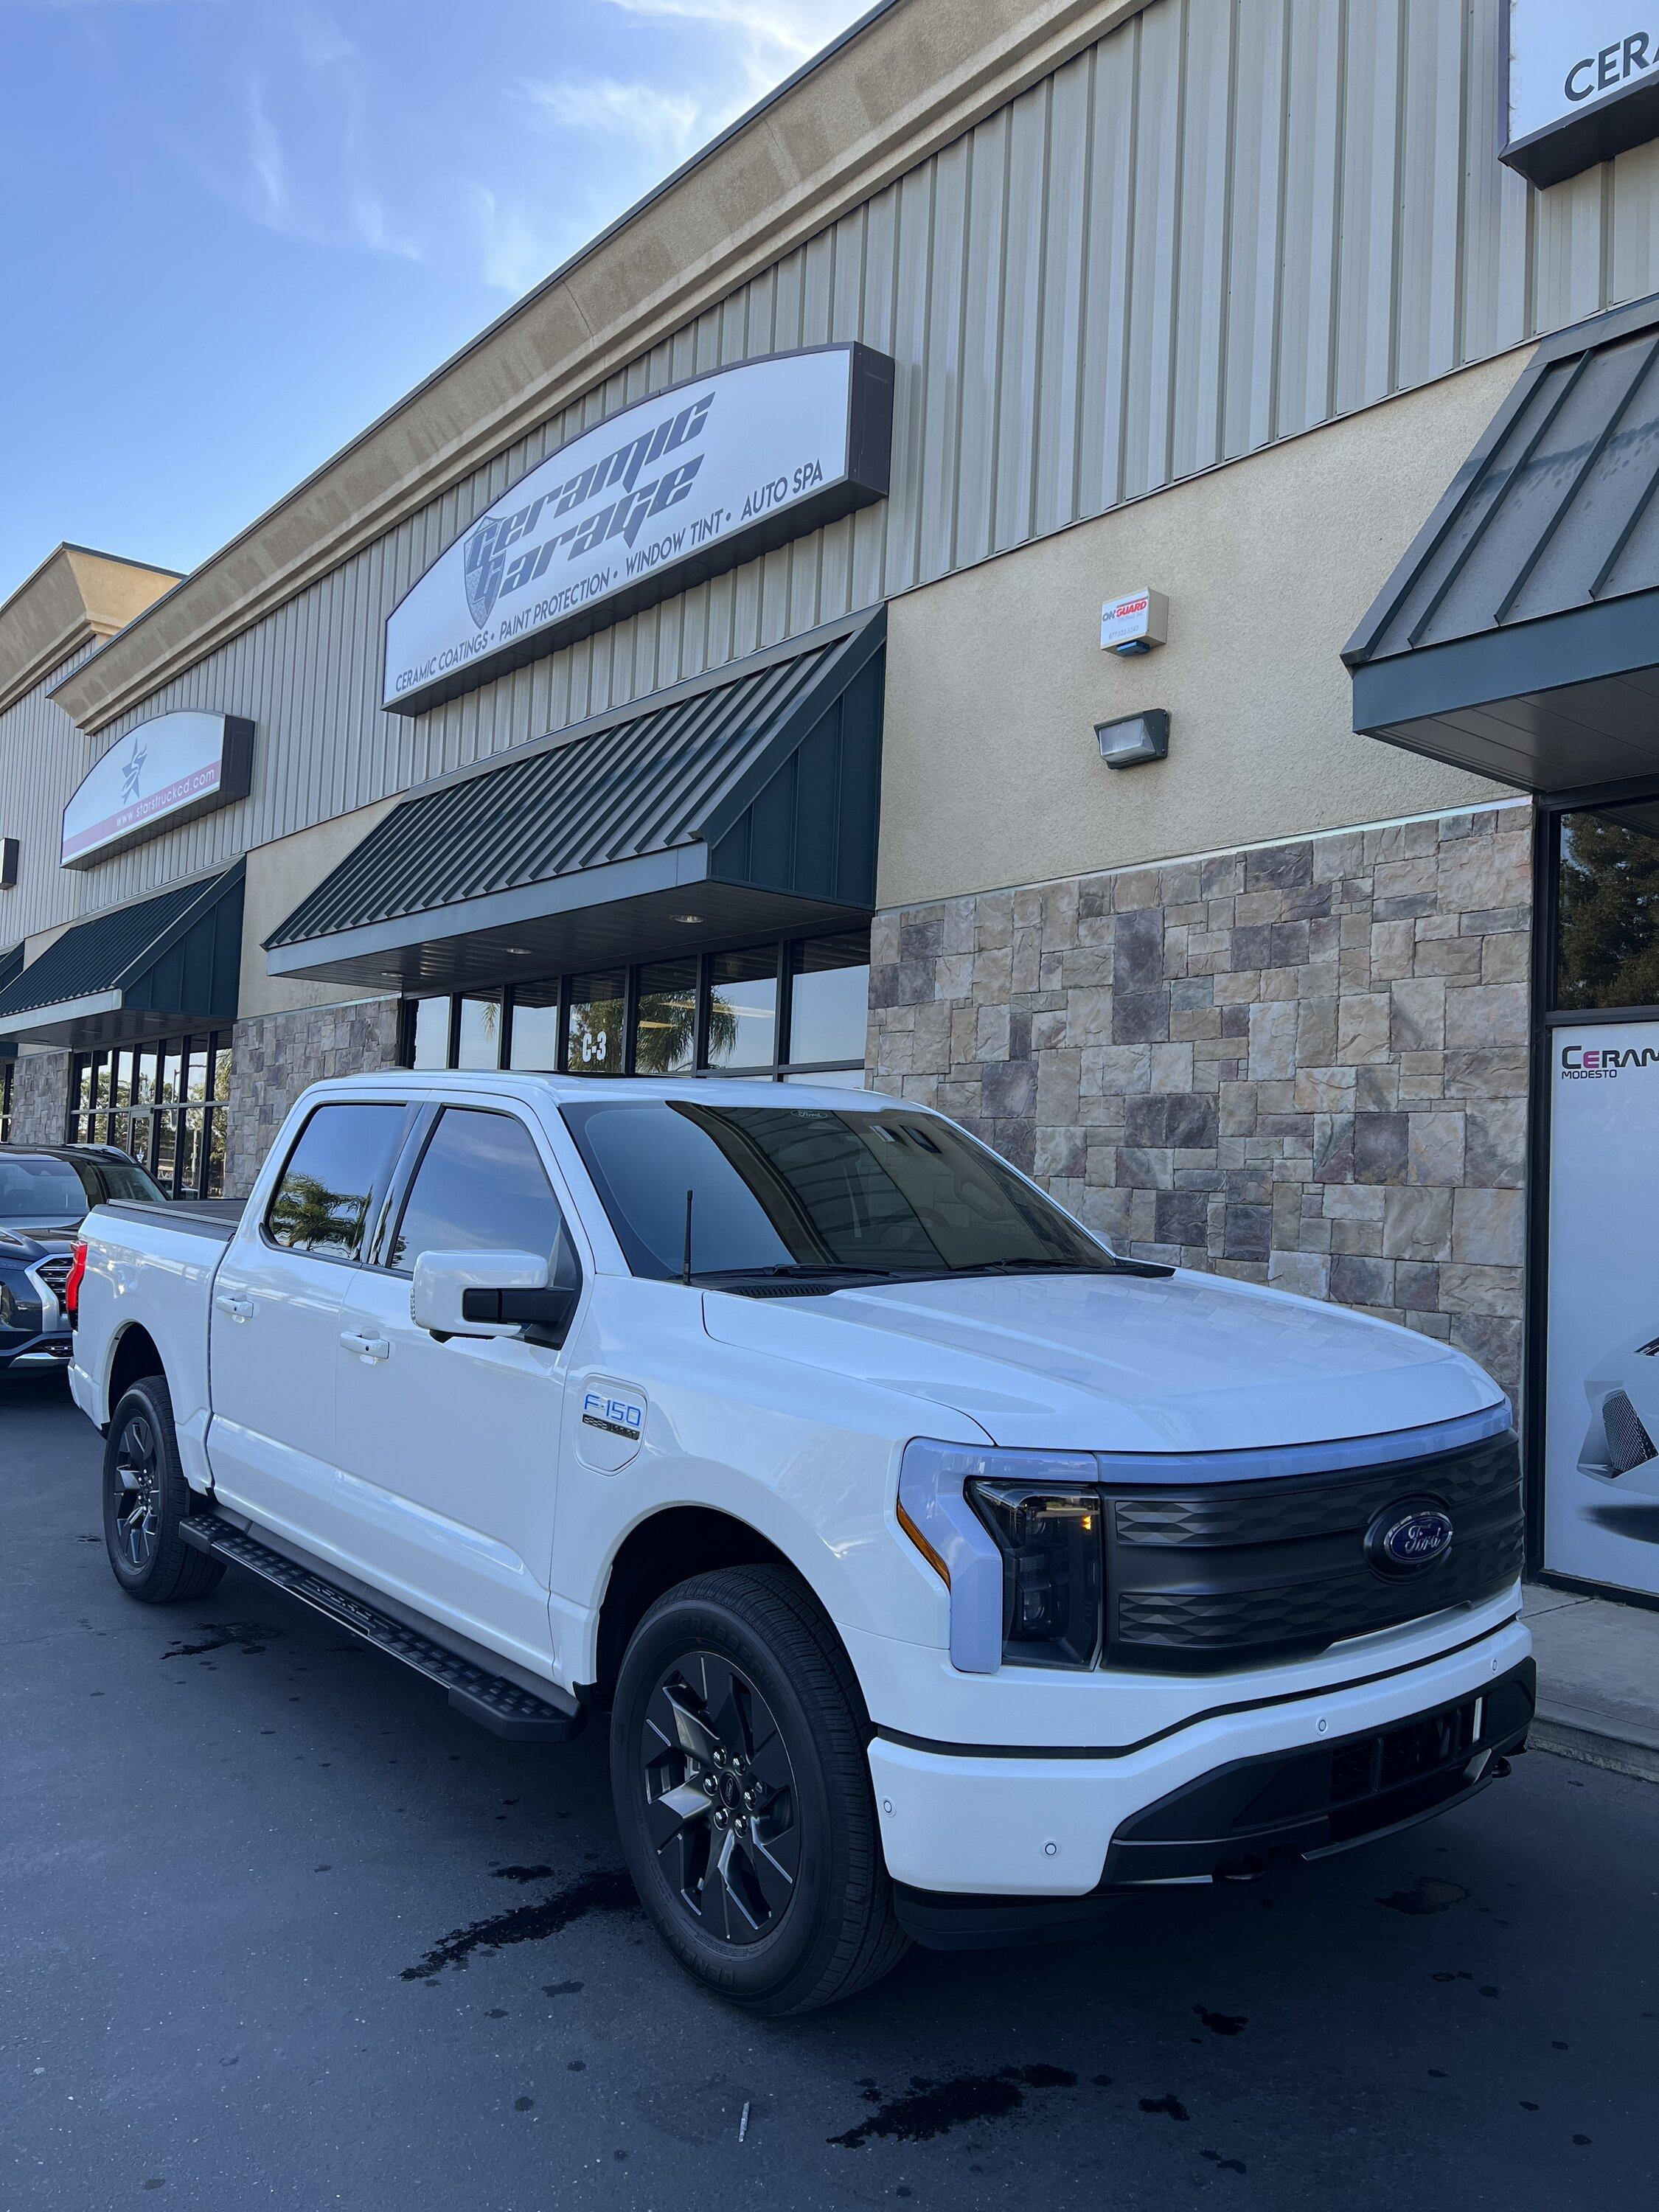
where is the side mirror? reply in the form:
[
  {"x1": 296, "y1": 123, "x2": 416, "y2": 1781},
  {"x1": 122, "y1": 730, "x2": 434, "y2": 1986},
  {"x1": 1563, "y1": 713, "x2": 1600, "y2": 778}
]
[{"x1": 411, "y1": 1247, "x2": 579, "y2": 1348}]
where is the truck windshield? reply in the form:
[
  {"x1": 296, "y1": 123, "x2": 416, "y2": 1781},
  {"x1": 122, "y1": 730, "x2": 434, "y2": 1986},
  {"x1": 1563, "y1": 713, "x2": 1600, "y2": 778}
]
[{"x1": 560, "y1": 1099, "x2": 1113, "y2": 1284}]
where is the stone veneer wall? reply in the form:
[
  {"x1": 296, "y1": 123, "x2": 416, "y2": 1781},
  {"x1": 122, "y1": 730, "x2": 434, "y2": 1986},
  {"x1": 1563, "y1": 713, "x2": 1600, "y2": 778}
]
[
  {"x1": 866, "y1": 804, "x2": 1532, "y2": 1399},
  {"x1": 226, "y1": 998, "x2": 401, "y2": 1198},
  {"x1": 7, "y1": 1049, "x2": 71, "y2": 1147}
]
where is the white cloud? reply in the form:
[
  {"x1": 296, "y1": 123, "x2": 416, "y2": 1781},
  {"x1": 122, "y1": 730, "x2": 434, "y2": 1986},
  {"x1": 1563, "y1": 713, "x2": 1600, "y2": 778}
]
[
  {"x1": 524, "y1": 74, "x2": 701, "y2": 154},
  {"x1": 246, "y1": 75, "x2": 285, "y2": 214},
  {"x1": 469, "y1": 181, "x2": 566, "y2": 299}
]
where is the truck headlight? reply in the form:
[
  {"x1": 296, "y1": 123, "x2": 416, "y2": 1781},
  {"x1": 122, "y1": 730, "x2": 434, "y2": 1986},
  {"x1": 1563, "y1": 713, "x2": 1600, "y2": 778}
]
[
  {"x1": 897, "y1": 1440, "x2": 1103, "y2": 1673},
  {"x1": 964, "y1": 1480, "x2": 1104, "y2": 1669}
]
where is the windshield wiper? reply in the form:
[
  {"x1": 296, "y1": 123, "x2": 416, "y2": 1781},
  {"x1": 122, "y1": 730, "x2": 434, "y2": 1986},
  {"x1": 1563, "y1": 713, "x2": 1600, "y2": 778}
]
[
  {"x1": 922, "y1": 1256, "x2": 1177, "y2": 1281},
  {"x1": 692, "y1": 1262, "x2": 907, "y2": 1283}
]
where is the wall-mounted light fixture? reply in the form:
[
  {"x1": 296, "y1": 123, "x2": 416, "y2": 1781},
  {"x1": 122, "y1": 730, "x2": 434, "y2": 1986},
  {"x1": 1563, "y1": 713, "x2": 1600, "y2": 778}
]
[
  {"x1": 1100, "y1": 588, "x2": 1169, "y2": 655},
  {"x1": 1096, "y1": 709, "x2": 1170, "y2": 769},
  {"x1": 0, "y1": 838, "x2": 17, "y2": 888}
]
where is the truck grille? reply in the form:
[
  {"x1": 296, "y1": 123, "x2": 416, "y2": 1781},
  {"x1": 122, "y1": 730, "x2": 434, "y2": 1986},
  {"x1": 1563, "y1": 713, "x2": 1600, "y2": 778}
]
[{"x1": 1100, "y1": 1427, "x2": 1523, "y2": 1672}]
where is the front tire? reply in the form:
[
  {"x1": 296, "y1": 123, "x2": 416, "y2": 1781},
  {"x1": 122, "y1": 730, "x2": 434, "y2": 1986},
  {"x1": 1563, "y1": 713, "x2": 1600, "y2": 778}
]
[
  {"x1": 610, "y1": 1565, "x2": 908, "y2": 2015},
  {"x1": 102, "y1": 1376, "x2": 225, "y2": 1604}
]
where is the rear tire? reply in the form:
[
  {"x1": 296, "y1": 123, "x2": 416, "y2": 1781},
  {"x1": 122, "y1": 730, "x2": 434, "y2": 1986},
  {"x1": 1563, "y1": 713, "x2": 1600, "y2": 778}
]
[
  {"x1": 610, "y1": 1564, "x2": 908, "y2": 2015},
  {"x1": 102, "y1": 1376, "x2": 226, "y2": 1604}
]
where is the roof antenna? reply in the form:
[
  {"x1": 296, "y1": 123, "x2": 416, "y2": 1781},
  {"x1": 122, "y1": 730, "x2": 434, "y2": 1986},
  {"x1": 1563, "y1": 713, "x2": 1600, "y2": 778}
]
[{"x1": 681, "y1": 1187, "x2": 695, "y2": 1287}]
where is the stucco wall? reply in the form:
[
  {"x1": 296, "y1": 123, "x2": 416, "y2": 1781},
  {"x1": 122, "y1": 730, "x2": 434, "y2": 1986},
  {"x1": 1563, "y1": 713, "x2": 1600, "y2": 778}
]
[
  {"x1": 237, "y1": 796, "x2": 400, "y2": 1020},
  {"x1": 877, "y1": 352, "x2": 1528, "y2": 911}
]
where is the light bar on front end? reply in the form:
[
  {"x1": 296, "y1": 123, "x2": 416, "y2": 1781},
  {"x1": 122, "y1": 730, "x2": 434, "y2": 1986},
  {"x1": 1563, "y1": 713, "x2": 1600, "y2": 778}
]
[{"x1": 898, "y1": 1439, "x2": 1102, "y2": 1674}]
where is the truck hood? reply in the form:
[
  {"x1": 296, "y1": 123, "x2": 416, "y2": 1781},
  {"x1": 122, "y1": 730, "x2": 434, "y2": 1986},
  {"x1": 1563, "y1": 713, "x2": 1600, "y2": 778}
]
[
  {"x1": 0, "y1": 1219, "x2": 80, "y2": 1258},
  {"x1": 700, "y1": 1268, "x2": 1504, "y2": 1454}
]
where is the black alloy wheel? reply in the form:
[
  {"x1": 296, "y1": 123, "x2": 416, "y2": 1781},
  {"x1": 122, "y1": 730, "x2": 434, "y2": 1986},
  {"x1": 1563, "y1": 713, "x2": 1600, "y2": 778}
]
[
  {"x1": 640, "y1": 1651, "x2": 801, "y2": 1945},
  {"x1": 610, "y1": 1565, "x2": 908, "y2": 2014},
  {"x1": 109, "y1": 1407, "x2": 161, "y2": 1571},
  {"x1": 101, "y1": 1375, "x2": 226, "y2": 1604}
]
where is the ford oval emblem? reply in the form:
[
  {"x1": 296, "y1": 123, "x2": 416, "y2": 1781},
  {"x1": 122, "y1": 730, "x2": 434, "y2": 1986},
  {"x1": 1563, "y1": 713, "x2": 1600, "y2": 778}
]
[{"x1": 1366, "y1": 1503, "x2": 1454, "y2": 1576}]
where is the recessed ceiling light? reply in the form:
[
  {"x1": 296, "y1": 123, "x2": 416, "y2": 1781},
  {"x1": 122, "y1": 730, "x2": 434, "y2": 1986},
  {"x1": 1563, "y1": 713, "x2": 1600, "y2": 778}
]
[
  {"x1": 672, "y1": 912, "x2": 704, "y2": 925},
  {"x1": 504, "y1": 946, "x2": 533, "y2": 956}
]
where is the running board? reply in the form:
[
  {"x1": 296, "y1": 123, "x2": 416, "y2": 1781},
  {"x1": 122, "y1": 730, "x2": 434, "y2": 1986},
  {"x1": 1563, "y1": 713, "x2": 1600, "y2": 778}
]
[{"x1": 179, "y1": 1515, "x2": 583, "y2": 1743}]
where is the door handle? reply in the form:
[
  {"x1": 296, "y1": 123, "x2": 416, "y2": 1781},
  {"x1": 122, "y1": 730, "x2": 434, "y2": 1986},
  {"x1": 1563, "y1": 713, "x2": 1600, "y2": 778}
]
[
  {"x1": 341, "y1": 1329, "x2": 391, "y2": 1362},
  {"x1": 215, "y1": 1293, "x2": 255, "y2": 1321}
]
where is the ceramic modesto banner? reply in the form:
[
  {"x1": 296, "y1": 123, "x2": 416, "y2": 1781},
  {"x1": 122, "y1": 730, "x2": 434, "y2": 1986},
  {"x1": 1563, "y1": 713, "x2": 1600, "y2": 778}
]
[
  {"x1": 1545, "y1": 1022, "x2": 1659, "y2": 1599},
  {"x1": 1503, "y1": 1, "x2": 1659, "y2": 182},
  {"x1": 60, "y1": 711, "x2": 254, "y2": 870},
  {"x1": 382, "y1": 344, "x2": 894, "y2": 719}
]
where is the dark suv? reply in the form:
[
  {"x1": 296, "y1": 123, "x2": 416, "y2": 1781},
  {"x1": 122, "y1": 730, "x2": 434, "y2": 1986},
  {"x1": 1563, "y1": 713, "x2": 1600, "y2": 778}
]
[{"x1": 0, "y1": 1145, "x2": 165, "y2": 1374}]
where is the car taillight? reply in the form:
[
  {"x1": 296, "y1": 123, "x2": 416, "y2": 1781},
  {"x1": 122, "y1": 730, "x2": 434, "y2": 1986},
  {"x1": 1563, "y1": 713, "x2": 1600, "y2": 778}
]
[{"x1": 64, "y1": 1240, "x2": 88, "y2": 1323}]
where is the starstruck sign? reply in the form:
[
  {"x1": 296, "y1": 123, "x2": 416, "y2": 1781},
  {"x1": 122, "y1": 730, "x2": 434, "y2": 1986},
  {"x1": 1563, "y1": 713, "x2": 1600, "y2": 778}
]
[
  {"x1": 382, "y1": 345, "x2": 894, "y2": 717},
  {"x1": 60, "y1": 712, "x2": 254, "y2": 869}
]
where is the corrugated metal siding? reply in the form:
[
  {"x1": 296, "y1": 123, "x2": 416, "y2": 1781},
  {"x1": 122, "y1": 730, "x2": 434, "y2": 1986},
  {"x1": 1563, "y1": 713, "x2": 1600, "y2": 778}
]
[
  {"x1": 0, "y1": 643, "x2": 97, "y2": 941},
  {"x1": 28, "y1": 0, "x2": 1659, "y2": 942}
]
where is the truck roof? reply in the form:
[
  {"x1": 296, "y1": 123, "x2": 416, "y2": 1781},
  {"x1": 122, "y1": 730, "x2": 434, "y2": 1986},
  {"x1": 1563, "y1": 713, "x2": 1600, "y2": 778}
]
[{"x1": 302, "y1": 1069, "x2": 893, "y2": 1111}]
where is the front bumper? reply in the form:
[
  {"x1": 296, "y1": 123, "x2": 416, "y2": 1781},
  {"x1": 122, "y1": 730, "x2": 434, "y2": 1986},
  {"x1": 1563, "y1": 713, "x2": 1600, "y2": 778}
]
[
  {"x1": 868, "y1": 1618, "x2": 1531, "y2": 1915},
  {"x1": 0, "y1": 1330, "x2": 74, "y2": 1369}
]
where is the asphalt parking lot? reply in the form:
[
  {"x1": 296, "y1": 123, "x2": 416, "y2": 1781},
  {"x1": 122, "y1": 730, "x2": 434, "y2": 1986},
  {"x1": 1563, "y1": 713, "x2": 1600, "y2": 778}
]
[{"x1": 4, "y1": 1371, "x2": 1655, "y2": 2211}]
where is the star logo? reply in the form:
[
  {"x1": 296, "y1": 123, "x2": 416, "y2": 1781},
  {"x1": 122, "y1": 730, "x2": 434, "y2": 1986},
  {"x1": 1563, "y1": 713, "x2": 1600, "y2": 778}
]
[{"x1": 119, "y1": 736, "x2": 147, "y2": 805}]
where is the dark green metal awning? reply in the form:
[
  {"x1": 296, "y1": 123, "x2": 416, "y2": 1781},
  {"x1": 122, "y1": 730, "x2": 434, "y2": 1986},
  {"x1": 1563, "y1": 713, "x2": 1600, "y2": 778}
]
[
  {"x1": 267, "y1": 609, "x2": 886, "y2": 993},
  {"x1": 0, "y1": 944, "x2": 22, "y2": 1062},
  {"x1": 0, "y1": 865, "x2": 244, "y2": 1048},
  {"x1": 1346, "y1": 293, "x2": 1659, "y2": 793}
]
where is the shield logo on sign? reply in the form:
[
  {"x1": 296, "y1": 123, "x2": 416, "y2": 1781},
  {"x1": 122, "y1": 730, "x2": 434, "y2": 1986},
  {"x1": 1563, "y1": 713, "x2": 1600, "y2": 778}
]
[{"x1": 463, "y1": 518, "x2": 506, "y2": 630}]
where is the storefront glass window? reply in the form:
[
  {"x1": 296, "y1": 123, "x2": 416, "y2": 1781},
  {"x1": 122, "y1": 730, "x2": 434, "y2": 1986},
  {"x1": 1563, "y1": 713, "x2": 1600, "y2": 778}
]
[
  {"x1": 1556, "y1": 804, "x2": 1659, "y2": 1011},
  {"x1": 786, "y1": 933, "x2": 870, "y2": 1065},
  {"x1": 456, "y1": 995, "x2": 503, "y2": 1069},
  {"x1": 708, "y1": 948, "x2": 778, "y2": 1069},
  {"x1": 568, "y1": 972, "x2": 626, "y2": 1075},
  {"x1": 634, "y1": 961, "x2": 698, "y2": 1075},
  {"x1": 401, "y1": 931, "x2": 869, "y2": 1085},
  {"x1": 508, "y1": 984, "x2": 560, "y2": 1071},
  {"x1": 410, "y1": 996, "x2": 451, "y2": 1069},
  {"x1": 66, "y1": 1031, "x2": 229, "y2": 1198}
]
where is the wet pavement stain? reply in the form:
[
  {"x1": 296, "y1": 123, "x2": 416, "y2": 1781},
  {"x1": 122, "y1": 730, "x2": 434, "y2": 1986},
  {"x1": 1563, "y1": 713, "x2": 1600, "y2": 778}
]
[
  {"x1": 161, "y1": 1623, "x2": 282, "y2": 1660},
  {"x1": 830, "y1": 2065, "x2": 1079, "y2": 2149},
  {"x1": 400, "y1": 1868, "x2": 639, "y2": 1980},
  {"x1": 1377, "y1": 1876, "x2": 1470, "y2": 1916},
  {"x1": 493, "y1": 1865, "x2": 555, "y2": 1885},
  {"x1": 1139, "y1": 2094, "x2": 1189, "y2": 2122},
  {"x1": 1194, "y1": 2006, "x2": 1248, "y2": 2037},
  {"x1": 1200, "y1": 2149, "x2": 1247, "y2": 2173}
]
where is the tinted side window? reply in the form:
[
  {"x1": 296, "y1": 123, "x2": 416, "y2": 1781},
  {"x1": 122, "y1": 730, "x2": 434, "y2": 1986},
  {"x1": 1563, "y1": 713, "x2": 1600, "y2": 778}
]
[
  {"x1": 265, "y1": 1104, "x2": 407, "y2": 1259},
  {"x1": 389, "y1": 1109, "x2": 563, "y2": 1274}
]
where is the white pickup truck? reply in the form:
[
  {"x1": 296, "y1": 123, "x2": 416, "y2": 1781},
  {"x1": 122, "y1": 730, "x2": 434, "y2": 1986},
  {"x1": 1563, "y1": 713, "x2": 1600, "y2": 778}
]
[{"x1": 68, "y1": 1071, "x2": 1534, "y2": 2013}]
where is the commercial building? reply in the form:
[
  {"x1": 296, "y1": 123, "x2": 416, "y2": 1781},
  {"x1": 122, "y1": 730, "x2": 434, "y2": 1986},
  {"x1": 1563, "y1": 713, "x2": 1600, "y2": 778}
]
[{"x1": 4, "y1": 0, "x2": 1659, "y2": 1607}]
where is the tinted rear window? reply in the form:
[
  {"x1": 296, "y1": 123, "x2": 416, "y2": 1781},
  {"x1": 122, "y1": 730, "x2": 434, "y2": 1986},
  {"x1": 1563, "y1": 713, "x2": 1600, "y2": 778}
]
[{"x1": 265, "y1": 1104, "x2": 407, "y2": 1259}]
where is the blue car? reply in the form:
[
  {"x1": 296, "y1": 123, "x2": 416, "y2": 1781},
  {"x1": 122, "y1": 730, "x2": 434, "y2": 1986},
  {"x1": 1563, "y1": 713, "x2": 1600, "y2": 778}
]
[{"x1": 0, "y1": 1144, "x2": 166, "y2": 1374}]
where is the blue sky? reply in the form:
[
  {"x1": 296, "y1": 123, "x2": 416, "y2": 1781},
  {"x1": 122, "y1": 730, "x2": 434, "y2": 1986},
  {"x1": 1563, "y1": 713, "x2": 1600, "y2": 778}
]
[{"x1": 0, "y1": 0, "x2": 873, "y2": 597}]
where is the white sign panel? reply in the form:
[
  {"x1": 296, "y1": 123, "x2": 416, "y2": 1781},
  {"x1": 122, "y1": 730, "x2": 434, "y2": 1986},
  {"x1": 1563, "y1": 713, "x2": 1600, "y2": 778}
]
[
  {"x1": 1503, "y1": 2, "x2": 1659, "y2": 184},
  {"x1": 61, "y1": 711, "x2": 254, "y2": 870},
  {"x1": 1099, "y1": 588, "x2": 1168, "y2": 654},
  {"x1": 383, "y1": 344, "x2": 893, "y2": 718},
  {"x1": 1543, "y1": 1021, "x2": 1659, "y2": 1599}
]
